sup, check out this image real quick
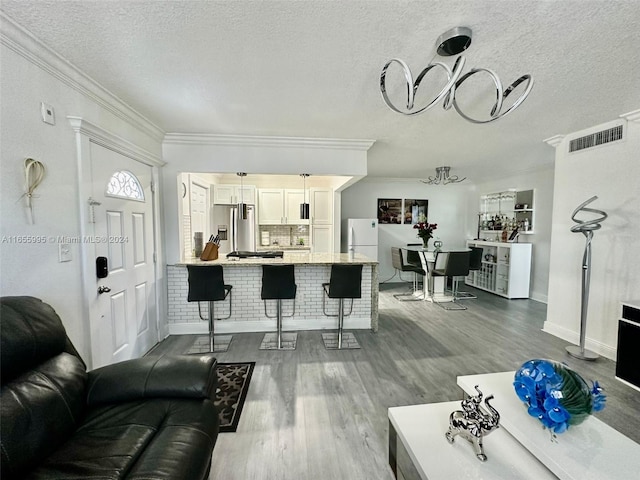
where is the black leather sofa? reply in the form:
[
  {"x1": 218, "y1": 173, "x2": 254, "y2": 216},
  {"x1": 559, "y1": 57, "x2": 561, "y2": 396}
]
[{"x1": 0, "y1": 296, "x2": 219, "y2": 480}]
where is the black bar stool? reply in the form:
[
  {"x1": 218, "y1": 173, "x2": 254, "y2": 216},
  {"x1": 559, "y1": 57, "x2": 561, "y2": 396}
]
[
  {"x1": 322, "y1": 264, "x2": 363, "y2": 349},
  {"x1": 391, "y1": 247, "x2": 424, "y2": 301},
  {"x1": 430, "y1": 251, "x2": 471, "y2": 310},
  {"x1": 187, "y1": 265, "x2": 233, "y2": 352},
  {"x1": 261, "y1": 265, "x2": 297, "y2": 350},
  {"x1": 457, "y1": 247, "x2": 483, "y2": 299}
]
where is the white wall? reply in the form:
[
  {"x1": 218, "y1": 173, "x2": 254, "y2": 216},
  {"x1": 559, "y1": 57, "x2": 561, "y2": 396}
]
[
  {"x1": 0, "y1": 22, "x2": 162, "y2": 361},
  {"x1": 544, "y1": 115, "x2": 640, "y2": 359},
  {"x1": 473, "y1": 167, "x2": 555, "y2": 303},
  {"x1": 340, "y1": 178, "x2": 475, "y2": 282}
]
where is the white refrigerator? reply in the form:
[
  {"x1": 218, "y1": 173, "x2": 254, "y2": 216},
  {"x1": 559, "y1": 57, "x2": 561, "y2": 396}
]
[{"x1": 346, "y1": 218, "x2": 378, "y2": 260}]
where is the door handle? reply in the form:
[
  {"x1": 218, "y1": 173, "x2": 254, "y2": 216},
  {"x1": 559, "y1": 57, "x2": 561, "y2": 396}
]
[{"x1": 98, "y1": 286, "x2": 111, "y2": 294}]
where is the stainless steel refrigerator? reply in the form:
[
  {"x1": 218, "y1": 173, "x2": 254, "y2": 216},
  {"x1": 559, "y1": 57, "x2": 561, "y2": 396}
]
[{"x1": 212, "y1": 204, "x2": 256, "y2": 253}]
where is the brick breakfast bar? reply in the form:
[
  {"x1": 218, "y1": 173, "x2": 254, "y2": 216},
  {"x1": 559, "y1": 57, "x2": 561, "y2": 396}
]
[{"x1": 166, "y1": 253, "x2": 379, "y2": 336}]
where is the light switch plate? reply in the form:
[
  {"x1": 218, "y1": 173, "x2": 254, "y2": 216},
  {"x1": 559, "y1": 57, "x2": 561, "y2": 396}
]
[
  {"x1": 58, "y1": 243, "x2": 71, "y2": 262},
  {"x1": 41, "y1": 102, "x2": 55, "y2": 125}
]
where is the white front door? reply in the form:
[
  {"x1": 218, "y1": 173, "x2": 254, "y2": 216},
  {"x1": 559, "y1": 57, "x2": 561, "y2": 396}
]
[{"x1": 90, "y1": 142, "x2": 158, "y2": 368}]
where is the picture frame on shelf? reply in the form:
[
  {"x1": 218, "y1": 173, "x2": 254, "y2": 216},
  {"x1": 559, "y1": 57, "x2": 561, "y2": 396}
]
[
  {"x1": 403, "y1": 199, "x2": 428, "y2": 225},
  {"x1": 377, "y1": 198, "x2": 402, "y2": 224}
]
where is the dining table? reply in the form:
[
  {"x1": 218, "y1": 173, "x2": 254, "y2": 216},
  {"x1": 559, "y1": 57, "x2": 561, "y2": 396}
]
[{"x1": 403, "y1": 246, "x2": 471, "y2": 303}]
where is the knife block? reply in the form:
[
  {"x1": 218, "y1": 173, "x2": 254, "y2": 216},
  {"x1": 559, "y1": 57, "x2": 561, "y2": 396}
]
[{"x1": 200, "y1": 242, "x2": 219, "y2": 261}]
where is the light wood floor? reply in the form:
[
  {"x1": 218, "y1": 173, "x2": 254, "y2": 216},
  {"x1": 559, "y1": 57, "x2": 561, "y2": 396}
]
[{"x1": 151, "y1": 284, "x2": 640, "y2": 480}]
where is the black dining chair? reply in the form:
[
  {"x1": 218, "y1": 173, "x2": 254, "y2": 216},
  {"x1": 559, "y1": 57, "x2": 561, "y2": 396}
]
[
  {"x1": 391, "y1": 247, "x2": 425, "y2": 300},
  {"x1": 457, "y1": 247, "x2": 483, "y2": 299},
  {"x1": 430, "y1": 251, "x2": 471, "y2": 310}
]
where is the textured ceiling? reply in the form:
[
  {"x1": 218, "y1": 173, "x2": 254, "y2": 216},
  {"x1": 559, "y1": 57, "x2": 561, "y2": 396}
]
[{"x1": 2, "y1": 0, "x2": 639, "y2": 181}]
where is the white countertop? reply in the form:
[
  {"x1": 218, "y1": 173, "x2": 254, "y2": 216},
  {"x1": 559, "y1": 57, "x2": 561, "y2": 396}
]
[
  {"x1": 173, "y1": 252, "x2": 377, "y2": 266},
  {"x1": 457, "y1": 371, "x2": 640, "y2": 480}
]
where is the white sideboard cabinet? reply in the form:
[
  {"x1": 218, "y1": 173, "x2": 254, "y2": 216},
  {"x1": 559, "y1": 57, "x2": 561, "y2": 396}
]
[{"x1": 465, "y1": 240, "x2": 532, "y2": 299}]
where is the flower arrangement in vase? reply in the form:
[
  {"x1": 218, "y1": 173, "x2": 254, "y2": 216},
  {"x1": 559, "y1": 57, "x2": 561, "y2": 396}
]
[
  {"x1": 513, "y1": 359, "x2": 606, "y2": 437},
  {"x1": 413, "y1": 222, "x2": 437, "y2": 248}
]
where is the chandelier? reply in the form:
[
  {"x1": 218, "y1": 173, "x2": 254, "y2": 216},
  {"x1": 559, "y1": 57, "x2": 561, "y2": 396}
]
[
  {"x1": 380, "y1": 26, "x2": 534, "y2": 124},
  {"x1": 421, "y1": 166, "x2": 466, "y2": 185}
]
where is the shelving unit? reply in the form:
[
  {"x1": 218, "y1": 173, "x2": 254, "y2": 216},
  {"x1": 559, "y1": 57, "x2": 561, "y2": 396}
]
[
  {"x1": 466, "y1": 240, "x2": 532, "y2": 298},
  {"x1": 478, "y1": 189, "x2": 535, "y2": 240}
]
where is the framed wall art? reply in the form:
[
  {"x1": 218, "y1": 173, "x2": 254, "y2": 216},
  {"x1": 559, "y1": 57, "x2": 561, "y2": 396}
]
[
  {"x1": 403, "y1": 199, "x2": 428, "y2": 224},
  {"x1": 377, "y1": 198, "x2": 402, "y2": 224}
]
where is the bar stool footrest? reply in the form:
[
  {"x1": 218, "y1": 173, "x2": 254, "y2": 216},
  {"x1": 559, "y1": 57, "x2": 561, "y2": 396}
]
[
  {"x1": 188, "y1": 334, "x2": 233, "y2": 353},
  {"x1": 322, "y1": 332, "x2": 360, "y2": 350},
  {"x1": 260, "y1": 332, "x2": 297, "y2": 350}
]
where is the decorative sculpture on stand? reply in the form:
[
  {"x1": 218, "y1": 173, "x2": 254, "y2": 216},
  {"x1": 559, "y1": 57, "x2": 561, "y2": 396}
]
[
  {"x1": 445, "y1": 385, "x2": 500, "y2": 461},
  {"x1": 566, "y1": 196, "x2": 608, "y2": 361}
]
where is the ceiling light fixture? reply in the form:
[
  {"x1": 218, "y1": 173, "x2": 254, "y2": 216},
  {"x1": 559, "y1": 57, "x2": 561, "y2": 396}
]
[
  {"x1": 300, "y1": 174, "x2": 310, "y2": 220},
  {"x1": 380, "y1": 26, "x2": 534, "y2": 123},
  {"x1": 237, "y1": 172, "x2": 248, "y2": 219},
  {"x1": 421, "y1": 166, "x2": 466, "y2": 185}
]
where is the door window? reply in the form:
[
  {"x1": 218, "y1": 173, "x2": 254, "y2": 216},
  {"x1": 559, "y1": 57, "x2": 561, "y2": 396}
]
[{"x1": 106, "y1": 170, "x2": 145, "y2": 201}]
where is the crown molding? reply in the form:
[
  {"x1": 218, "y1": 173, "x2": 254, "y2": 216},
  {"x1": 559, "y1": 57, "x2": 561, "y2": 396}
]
[
  {"x1": 163, "y1": 133, "x2": 375, "y2": 151},
  {"x1": 1, "y1": 12, "x2": 165, "y2": 142},
  {"x1": 68, "y1": 116, "x2": 165, "y2": 167},
  {"x1": 620, "y1": 109, "x2": 640, "y2": 123}
]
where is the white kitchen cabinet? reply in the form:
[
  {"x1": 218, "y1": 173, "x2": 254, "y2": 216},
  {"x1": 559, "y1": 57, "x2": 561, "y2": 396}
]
[
  {"x1": 311, "y1": 224, "x2": 333, "y2": 253},
  {"x1": 310, "y1": 187, "x2": 333, "y2": 225},
  {"x1": 465, "y1": 240, "x2": 532, "y2": 299},
  {"x1": 258, "y1": 188, "x2": 308, "y2": 225},
  {"x1": 284, "y1": 189, "x2": 308, "y2": 225},
  {"x1": 213, "y1": 184, "x2": 255, "y2": 205},
  {"x1": 258, "y1": 189, "x2": 284, "y2": 224}
]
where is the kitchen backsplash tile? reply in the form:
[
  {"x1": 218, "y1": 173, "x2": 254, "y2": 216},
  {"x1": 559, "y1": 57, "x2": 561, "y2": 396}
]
[{"x1": 260, "y1": 225, "x2": 309, "y2": 247}]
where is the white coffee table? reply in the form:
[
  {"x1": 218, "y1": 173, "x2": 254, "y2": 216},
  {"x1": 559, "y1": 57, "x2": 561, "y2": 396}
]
[
  {"x1": 388, "y1": 401, "x2": 556, "y2": 479},
  {"x1": 457, "y1": 371, "x2": 640, "y2": 480}
]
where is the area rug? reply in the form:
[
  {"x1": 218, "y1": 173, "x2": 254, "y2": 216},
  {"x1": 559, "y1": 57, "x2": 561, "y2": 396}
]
[
  {"x1": 187, "y1": 338, "x2": 254, "y2": 432},
  {"x1": 213, "y1": 361, "x2": 254, "y2": 432}
]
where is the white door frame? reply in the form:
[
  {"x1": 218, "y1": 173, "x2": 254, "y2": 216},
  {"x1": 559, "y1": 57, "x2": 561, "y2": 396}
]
[
  {"x1": 68, "y1": 116, "x2": 165, "y2": 370},
  {"x1": 189, "y1": 176, "x2": 211, "y2": 252}
]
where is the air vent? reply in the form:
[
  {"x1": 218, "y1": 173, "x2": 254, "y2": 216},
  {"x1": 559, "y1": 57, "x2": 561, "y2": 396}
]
[{"x1": 569, "y1": 124, "x2": 624, "y2": 153}]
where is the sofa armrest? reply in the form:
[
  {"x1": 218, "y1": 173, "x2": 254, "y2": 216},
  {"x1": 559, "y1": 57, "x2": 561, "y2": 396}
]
[{"x1": 86, "y1": 354, "x2": 217, "y2": 406}]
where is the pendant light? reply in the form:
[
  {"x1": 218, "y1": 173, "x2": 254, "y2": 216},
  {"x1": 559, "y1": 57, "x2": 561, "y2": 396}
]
[
  {"x1": 300, "y1": 174, "x2": 310, "y2": 220},
  {"x1": 237, "y1": 172, "x2": 248, "y2": 219}
]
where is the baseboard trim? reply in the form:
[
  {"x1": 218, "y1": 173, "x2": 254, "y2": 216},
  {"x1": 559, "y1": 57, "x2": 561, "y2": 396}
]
[
  {"x1": 542, "y1": 322, "x2": 616, "y2": 360},
  {"x1": 530, "y1": 291, "x2": 548, "y2": 304},
  {"x1": 168, "y1": 317, "x2": 372, "y2": 336}
]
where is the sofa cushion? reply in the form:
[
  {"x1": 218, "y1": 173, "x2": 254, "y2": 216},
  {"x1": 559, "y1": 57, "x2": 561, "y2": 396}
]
[
  {"x1": 23, "y1": 397, "x2": 220, "y2": 480},
  {"x1": 87, "y1": 354, "x2": 218, "y2": 405},
  {"x1": 1, "y1": 352, "x2": 87, "y2": 478},
  {"x1": 0, "y1": 296, "x2": 72, "y2": 384}
]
